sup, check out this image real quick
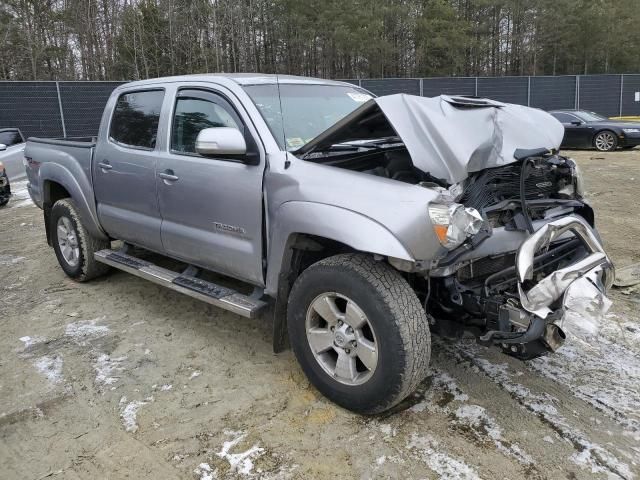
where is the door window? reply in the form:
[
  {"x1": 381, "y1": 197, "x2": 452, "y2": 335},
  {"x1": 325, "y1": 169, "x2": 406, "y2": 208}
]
[
  {"x1": 109, "y1": 90, "x2": 164, "y2": 149},
  {"x1": 171, "y1": 94, "x2": 242, "y2": 154}
]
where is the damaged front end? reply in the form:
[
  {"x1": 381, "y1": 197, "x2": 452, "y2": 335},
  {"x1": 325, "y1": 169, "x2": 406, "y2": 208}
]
[
  {"x1": 424, "y1": 151, "x2": 613, "y2": 360},
  {"x1": 481, "y1": 216, "x2": 613, "y2": 358}
]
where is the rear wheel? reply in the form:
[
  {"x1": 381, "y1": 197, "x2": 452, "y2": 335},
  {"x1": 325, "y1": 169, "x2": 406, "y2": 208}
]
[
  {"x1": 287, "y1": 254, "x2": 431, "y2": 414},
  {"x1": 51, "y1": 199, "x2": 110, "y2": 281},
  {"x1": 594, "y1": 130, "x2": 618, "y2": 151}
]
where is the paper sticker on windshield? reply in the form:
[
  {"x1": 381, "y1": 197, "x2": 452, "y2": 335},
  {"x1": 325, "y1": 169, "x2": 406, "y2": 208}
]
[
  {"x1": 286, "y1": 137, "x2": 305, "y2": 149},
  {"x1": 347, "y1": 92, "x2": 373, "y2": 103}
]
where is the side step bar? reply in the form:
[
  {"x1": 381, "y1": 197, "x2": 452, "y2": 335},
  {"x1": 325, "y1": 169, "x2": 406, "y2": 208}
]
[{"x1": 95, "y1": 249, "x2": 268, "y2": 318}]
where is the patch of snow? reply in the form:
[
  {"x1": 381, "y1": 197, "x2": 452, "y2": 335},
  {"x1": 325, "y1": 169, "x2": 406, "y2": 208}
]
[
  {"x1": 216, "y1": 430, "x2": 265, "y2": 476},
  {"x1": 194, "y1": 463, "x2": 217, "y2": 480},
  {"x1": 65, "y1": 317, "x2": 110, "y2": 345},
  {"x1": 454, "y1": 404, "x2": 533, "y2": 465},
  {"x1": 379, "y1": 423, "x2": 395, "y2": 437},
  {"x1": 543, "y1": 436, "x2": 555, "y2": 444},
  {"x1": 445, "y1": 339, "x2": 633, "y2": 479},
  {"x1": 19, "y1": 335, "x2": 45, "y2": 348},
  {"x1": 119, "y1": 396, "x2": 153, "y2": 433},
  {"x1": 0, "y1": 254, "x2": 25, "y2": 266},
  {"x1": 529, "y1": 316, "x2": 640, "y2": 434},
  {"x1": 409, "y1": 370, "x2": 468, "y2": 413},
  {"x1": 190, "y1": 370, "x2": 201, "y2": 380},
  {"x1": 160, "y1": 384, "x2": 172, "y2": 391},
  {"x1": 34, "y1": 355, "x2": 63, "y2": 384},
  {"x1": 407, "y1": 433, "x2": 481, "y2": 480},
  {"x1": 94, "y1": 354, "x2": 127, "y2": 387},
  {"x1": 9, "y1": 180, "x2": 32, "y2": 207},
  {"x1": 375, "y1": 455, "x2": 386, "y2": 465}
]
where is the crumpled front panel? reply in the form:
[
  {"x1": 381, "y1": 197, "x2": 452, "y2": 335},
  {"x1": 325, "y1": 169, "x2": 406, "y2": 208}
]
[{"x1": 375, "y1": 94, "x2": 565, "y2": 184}]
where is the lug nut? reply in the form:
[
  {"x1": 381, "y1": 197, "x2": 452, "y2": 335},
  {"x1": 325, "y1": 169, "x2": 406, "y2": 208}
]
[
  {"x1": 351, "y1": 340, "x2": 357, "y2": 347},
  {"x1": 346, "y1": 327, "x2": 353, "y2": 334},
  {"x1": 345, "y1": 349, "x2": 351, "y2": 354}
]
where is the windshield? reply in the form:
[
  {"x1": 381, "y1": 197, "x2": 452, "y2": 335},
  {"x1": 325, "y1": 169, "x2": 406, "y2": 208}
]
[
  {"x1": 243, "y1": 84, "x2": 373, "y2": 150},
  {"x1": 574, "y1": 110, "x2": 606, "y2": 122}
]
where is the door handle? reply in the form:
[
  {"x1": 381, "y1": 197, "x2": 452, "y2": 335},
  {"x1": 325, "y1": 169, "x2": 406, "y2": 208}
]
[
  {"x1": 98, "y1": 161, "x2": 112, "y2": 171},
  {"x1": 159, "y1": 170, "x2": 179, "y2": 182}
]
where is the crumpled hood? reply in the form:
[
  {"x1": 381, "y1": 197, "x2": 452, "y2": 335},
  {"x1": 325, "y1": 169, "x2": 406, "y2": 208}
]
[{"x1": 298, "y1": 94, "x2": 565, "y2": 184}]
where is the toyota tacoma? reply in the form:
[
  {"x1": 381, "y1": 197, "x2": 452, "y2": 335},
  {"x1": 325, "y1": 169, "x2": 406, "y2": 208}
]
[{"x1": 23, "y1": 74, "x2": 613, "y2": 414}]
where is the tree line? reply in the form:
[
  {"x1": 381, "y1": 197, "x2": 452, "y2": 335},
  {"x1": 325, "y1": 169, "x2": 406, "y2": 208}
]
[{"x1": 2, "y1": 0, "x2": 639, "y2": 81}]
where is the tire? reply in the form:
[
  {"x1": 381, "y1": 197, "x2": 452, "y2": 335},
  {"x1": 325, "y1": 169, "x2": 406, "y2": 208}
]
[
  {"x1": 287, "y1": 253, "x2": 431, "y2": 414},
  {"x1": 593, "y1": 130, "x2": 618, "y2": 152},
  {"x1": 50, "y1": 198, "x2": 110, "y2": 281}
]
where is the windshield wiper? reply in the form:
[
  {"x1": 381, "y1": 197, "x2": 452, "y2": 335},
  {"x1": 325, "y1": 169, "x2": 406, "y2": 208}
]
[{"x1": 330, "y1": 136, "x2": 403, "y2": 151}]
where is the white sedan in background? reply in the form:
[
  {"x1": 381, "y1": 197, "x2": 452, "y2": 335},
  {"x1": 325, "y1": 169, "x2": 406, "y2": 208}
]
[{"x1": 0, "y1": 128, "x2": 26, "y2": 182}]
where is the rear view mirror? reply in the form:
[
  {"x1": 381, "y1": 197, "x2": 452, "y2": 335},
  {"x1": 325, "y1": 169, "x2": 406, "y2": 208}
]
[
  {"x1": 195, "y1": 127, "x2": 247, "y2": 156},
  {"x1": 0, "y1": 144, "x2": 6, "y2": 152}
]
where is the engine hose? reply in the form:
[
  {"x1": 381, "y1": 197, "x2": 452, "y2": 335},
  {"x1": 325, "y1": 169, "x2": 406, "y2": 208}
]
[{"x1": 520, "y1": 158, "x2": 535, "y2": 234}]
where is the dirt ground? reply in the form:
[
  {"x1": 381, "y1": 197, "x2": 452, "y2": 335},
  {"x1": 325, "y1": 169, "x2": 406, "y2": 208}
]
[{"x1": 1, "y1": 150, "x2": 639, "y2": 480}]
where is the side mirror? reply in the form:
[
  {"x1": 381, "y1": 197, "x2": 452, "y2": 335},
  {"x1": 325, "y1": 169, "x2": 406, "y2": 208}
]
[
  {"x1": 570, "y1": 120, "x2": 583, "y2": 126},
  {"x1": 195, "y1": 127, "x2": 247, "y2": 157},
  {"x1": 0, "y1": 144, "x2": 6, "y2": 152}
]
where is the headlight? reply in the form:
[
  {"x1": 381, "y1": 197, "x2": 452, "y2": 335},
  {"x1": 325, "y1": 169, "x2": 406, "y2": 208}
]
[
  {"x1": 428, "y1": 202, "x2": 484, "y2": 250},
  {"x1": 622, "y1": 128, "x2": 640, "y2": 134},
  {"x1": 570, "y1": 160, "x2": 585, "y2": 197}
]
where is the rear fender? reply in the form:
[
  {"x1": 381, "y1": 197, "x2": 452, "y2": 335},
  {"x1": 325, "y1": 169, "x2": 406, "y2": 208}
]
[{"x1": 39, "y1": 162, "x2": 107, "y2": 240}]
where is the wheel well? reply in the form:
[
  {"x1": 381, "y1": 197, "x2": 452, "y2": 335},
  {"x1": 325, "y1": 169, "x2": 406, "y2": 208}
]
[
  {"x1": 43, "y1": 181, "x2": 71, "y2": 246},
  {"x1": 271, "y1": 233, "x2": 359, "y2": 353},
  {"x1": 592, "y1": 129, "x2": 617, "y2": 145}
]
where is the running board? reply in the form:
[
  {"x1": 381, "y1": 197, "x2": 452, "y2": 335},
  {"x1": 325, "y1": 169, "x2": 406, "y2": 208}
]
[{"x1": 94, "y1": 249, "x2": 267, "y2": 318}]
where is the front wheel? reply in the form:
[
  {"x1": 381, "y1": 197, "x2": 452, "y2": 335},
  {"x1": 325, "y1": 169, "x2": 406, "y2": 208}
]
[
  {"x1": 51, "y1": 198, "x2": 110, "y2": 281},
  {"x1": 287, "y1": 254, "x2": 431, "y2": 414},
  {"x1": 594, "y1": 130, "x2": 618, "y2": 152}
]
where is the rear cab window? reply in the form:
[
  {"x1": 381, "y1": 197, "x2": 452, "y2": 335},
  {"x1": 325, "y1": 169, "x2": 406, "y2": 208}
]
[{"x1": 109, "y1": 90, "x2": 164, "y2": 149}]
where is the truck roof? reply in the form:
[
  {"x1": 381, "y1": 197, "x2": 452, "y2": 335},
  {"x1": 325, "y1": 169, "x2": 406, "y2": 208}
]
[{"x1": 119, "y1": 73, "x2": 352, "y2": 89}]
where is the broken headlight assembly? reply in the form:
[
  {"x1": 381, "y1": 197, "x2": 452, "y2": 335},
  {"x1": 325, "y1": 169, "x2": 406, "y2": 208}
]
[{"x1": 428, "y1": 202, "x2": 484, "y2": 249}]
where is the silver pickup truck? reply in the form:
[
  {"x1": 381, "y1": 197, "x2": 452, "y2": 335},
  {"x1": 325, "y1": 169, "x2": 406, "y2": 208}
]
[{"x1": 24, "y1": 74, "x2": 613, "y2": 414}]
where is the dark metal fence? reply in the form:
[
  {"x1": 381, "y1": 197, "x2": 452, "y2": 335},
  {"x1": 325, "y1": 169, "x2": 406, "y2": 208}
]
[{"x1": 2, "y1": 75, "x2": 640, "y2": 139}]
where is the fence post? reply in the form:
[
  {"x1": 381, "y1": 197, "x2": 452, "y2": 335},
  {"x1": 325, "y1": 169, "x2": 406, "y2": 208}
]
[
  {"x1": 55, "y1": 81, "x2": 67, "y2": 138},
  {"x1": 619, "y1": 75, "x2": 624, "y2": 116},
  {"x1": 575, "y1": 76, "x2": 580, "y2": 109},
  {"x1": 420, "y1": 78, "x2": 424, "y2": 96},
  {"x1": 527, "y1": 76, "x2": 531, "y2": 106},
  {"x1": 475, "y1": 77, "x2": 478, "y2": 96}
]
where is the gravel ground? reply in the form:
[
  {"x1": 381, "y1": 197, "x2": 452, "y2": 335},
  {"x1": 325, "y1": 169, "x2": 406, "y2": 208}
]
[{"x1": 1, "y1": 150, "x2": 639, "y2": 480}]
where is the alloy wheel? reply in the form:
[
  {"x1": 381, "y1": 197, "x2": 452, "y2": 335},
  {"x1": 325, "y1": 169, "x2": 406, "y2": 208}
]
[
  {"x1": 305, "y1": 292, "x2": 378, "y2": 386},
  {"x1": 56, "y1": 216, "x2": 80, "y2": 267},
  {"x1": 595, "y1": 132, "x2": 616, "y2": 151}
]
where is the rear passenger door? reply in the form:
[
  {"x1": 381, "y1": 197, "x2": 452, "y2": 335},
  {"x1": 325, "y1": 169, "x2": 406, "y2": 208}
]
[
  {"x1": 93, "y1": 89, "x2": 165, "y2": 251},
  {"x1": 156, "y1": 87, "x2": 265, "y2": 285}
]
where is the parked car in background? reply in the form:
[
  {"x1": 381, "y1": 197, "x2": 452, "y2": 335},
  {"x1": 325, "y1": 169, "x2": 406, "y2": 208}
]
[
  {"x1": 0, "y1": 128, "x2": 27, "y2": 181},
  {"x1": 549, "y1": 109, "x2": 640, "y2": 151},
  {"x1": 23, "y1": 75, "x2": 613, "y2": 414},
  {"x1": 0, "y1": 161, "x2": 10, "y2": 206}
]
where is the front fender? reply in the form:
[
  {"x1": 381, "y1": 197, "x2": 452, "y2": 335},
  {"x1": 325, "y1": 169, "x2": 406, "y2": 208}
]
[
  {"x1": 39, "y1": 162, "x2": 107, "y2": 240},
  {"x1": 265, "y1": 201, "x2": 413, "y2": 295}
]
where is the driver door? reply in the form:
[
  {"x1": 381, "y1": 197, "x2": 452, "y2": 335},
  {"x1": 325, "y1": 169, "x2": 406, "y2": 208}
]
[{"x1": 156, "y1": 88, "x2": 265, "y2": 285}]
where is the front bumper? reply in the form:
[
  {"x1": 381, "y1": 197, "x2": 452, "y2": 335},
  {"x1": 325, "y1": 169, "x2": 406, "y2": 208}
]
[{"x1": 482, "y1": 216, "x2": 613, "y2": 357}]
